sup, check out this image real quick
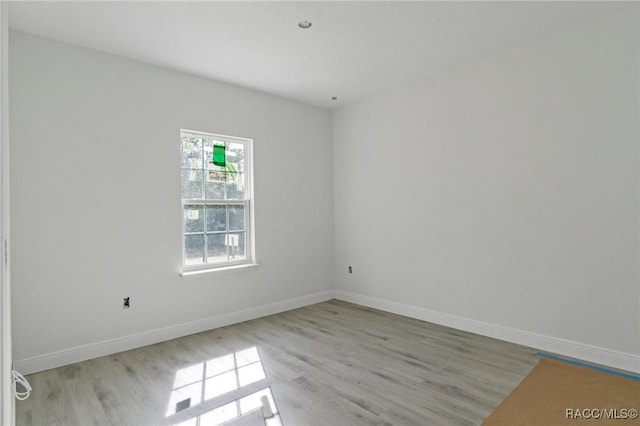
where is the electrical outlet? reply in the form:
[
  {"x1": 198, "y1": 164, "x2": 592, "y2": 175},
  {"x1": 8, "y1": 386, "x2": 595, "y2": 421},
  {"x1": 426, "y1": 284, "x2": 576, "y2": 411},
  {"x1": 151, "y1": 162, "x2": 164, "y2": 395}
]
[
  {"x1": 348, "y1": 266, "x2": 352, "y2": 274},
  {"x1": 123, "y1": 297, "x2": 130, "y2": 309}
]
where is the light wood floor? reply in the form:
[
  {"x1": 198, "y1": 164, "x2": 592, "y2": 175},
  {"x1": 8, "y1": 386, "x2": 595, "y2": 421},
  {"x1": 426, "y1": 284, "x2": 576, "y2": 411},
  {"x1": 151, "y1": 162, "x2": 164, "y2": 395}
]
[{"x1": 16, "y1": 300, "x2": 540, "y2": 426}]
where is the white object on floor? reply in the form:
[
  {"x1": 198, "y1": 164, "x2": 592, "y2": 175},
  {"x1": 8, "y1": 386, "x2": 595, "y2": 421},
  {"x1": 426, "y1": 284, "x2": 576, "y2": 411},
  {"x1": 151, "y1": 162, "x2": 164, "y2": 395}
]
[{"x1": 11, "y1": 370, "x2": 31, "y2": 400}]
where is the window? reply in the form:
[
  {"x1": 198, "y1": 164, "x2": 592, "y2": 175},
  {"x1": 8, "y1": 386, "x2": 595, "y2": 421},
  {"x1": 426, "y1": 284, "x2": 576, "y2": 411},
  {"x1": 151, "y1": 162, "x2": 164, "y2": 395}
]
[{"x1": 180, "y1": 130, "x2": 254, "y2": 272}]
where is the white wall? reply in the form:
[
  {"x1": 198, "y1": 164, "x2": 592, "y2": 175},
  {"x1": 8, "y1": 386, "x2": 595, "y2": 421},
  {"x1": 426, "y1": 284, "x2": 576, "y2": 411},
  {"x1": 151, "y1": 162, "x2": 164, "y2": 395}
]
[
  {"x1": 9, "y1": 6, "x2": 640, "y2": 375},
  {"x1": 10, "y1": 31, "x2": 334, "y2": 372},
  {"x1": 333, "y1": 7, "x2": 640, "y2": 370}
]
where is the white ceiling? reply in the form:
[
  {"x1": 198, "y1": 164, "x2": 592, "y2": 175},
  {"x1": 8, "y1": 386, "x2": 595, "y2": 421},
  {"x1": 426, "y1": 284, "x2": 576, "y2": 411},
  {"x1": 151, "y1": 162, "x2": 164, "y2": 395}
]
[{"x1": 8, "y1": 1, "x2": 628, "y2": 109}]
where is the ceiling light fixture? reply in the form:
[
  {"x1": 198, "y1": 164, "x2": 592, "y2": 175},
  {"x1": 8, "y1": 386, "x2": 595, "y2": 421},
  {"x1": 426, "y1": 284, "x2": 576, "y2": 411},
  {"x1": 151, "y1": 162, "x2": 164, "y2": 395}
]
[{"x1": 298, "y1": 21, "x2": 312, "y2": 29}]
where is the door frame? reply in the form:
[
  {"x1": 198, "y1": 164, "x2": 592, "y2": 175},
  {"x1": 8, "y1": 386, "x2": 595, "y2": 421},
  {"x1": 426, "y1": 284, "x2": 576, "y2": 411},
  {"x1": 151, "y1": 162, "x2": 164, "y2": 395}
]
[{"x1": 1, "y1": 1, "x2": 14, "y2": 424}]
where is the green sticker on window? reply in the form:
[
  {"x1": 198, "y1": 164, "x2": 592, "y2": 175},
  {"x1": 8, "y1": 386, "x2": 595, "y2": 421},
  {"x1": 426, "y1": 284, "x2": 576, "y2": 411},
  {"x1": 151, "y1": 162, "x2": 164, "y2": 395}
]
[{"x1": 212, "y1": 144, "x2": 226, "y2": 167}]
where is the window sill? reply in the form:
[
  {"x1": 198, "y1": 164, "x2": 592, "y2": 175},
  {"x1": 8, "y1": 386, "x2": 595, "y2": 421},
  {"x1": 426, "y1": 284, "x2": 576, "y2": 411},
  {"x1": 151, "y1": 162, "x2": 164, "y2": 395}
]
[{"x1": 180, "y1": 263, "x2": 259, "y2": 279}]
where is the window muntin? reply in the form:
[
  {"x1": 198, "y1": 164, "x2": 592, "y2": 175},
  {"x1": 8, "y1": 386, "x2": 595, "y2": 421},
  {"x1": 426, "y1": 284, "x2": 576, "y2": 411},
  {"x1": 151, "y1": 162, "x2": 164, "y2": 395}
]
[{"x1": 181, "y1": 130, "x2": 253, "y2": 270}]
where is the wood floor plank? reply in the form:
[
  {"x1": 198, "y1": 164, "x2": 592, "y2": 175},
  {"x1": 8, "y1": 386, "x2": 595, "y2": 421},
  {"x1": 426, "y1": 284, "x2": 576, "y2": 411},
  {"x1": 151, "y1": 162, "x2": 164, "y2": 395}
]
[{"x1": 16, "y1": 300, "x2": 541, "y2": 426}]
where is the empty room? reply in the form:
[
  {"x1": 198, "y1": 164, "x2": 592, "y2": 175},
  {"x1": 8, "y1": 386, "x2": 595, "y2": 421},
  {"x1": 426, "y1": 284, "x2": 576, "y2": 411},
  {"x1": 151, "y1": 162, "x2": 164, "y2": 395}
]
[{"x1": 0, "y1": 1, "x2": 638, "y2": 425}]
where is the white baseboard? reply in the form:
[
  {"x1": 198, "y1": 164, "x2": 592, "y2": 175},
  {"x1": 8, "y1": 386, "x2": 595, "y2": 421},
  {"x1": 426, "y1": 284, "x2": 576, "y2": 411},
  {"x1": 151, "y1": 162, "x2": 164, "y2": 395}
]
[
  {"x1": 13, "y1": 290, "x2": 336, "y2": 375},
  {"x1": 335, "y1": 290, "x2": 640, "y2": 374},
  {"x1": 14, "y1": 289, "x2": 639, "y2": 375}
]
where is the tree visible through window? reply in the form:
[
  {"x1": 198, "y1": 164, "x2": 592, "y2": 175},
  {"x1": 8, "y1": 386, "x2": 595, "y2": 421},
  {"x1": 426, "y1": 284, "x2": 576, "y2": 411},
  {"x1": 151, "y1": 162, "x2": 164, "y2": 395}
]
[{"x1": 180, "y1": 130, "x2": 253, "y2": 270}]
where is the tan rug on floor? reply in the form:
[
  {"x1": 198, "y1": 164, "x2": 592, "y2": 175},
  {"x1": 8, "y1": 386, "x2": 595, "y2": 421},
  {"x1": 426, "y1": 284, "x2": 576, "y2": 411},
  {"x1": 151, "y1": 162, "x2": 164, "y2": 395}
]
[{"x1": 482, "y1": 358, "x2": 640, "y2": 425}]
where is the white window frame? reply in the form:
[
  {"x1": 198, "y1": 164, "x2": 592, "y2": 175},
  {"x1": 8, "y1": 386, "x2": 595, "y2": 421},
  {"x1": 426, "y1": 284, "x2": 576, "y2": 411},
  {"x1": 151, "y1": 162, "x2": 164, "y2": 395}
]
[{"x1": 180, "y1": 129, "x2": 255, "y2": 274}]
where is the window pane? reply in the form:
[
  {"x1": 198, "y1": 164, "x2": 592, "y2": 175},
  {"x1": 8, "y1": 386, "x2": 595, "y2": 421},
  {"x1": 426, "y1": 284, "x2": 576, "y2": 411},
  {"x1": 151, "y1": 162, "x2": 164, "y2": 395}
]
[
  {"x1": 227, "y1": 233, "x2": 245, "y2": 260},
  {"x1": 184, "y1": 205, "x2": 204, "y2": 233},
  {"x1": 228, "y1": 142, "x2": 245, "y2": 170},
  {"x1": 203, "y1": 138, "x2": 226, "y2": 166},
  {"x1": 207, "y1": 234, "x2": 227, "y2": 263},
  {"x1": 228, "y1": 205, "x2": 245, "y2": 231},
  {"x1": 181, "y1": 137, "x2": 203, "y2": 168},
  {"x1": 181, "y1": 169, "x2": 203, "y2": 199},
  {"x1": 202, "y1": 138, "x2": 213, "y2": 165},
  {"x1": 226, "y1": 143, "x2": 245, "y2": 200},
  {"x1": 205, "y1": 175, "x2": 225, "y2": 199},
  {"x1": 226, "y1": 173, "x2": 245, "y2": 200},
  {"x1": 206, "y1": 205, "x2": 227, "y2": 232},
  {"x1": 185, "y1": 234, "x2": 205, "y2": 265}
]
